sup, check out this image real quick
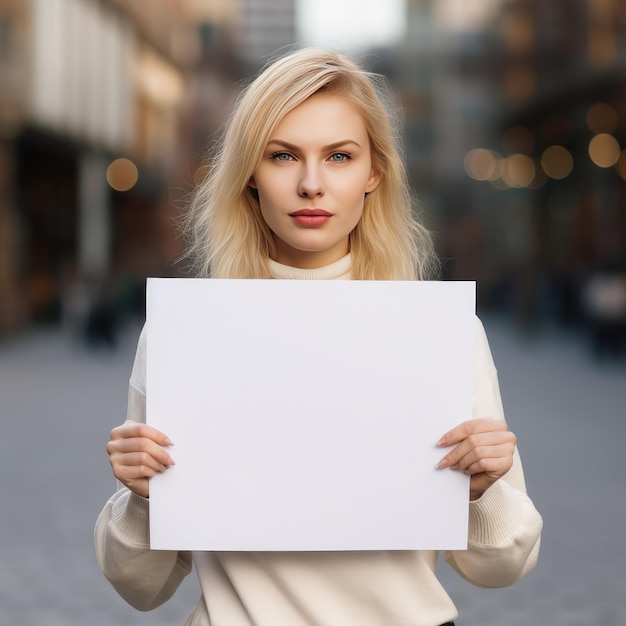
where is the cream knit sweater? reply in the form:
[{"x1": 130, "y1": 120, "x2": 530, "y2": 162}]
[{"x1": 95, "y1": 255, "x2": 542, "y2": 626}]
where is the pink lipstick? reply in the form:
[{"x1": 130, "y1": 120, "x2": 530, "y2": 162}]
[{"x1": 289, "y1": 208, "x2": 332, "y2": 226}]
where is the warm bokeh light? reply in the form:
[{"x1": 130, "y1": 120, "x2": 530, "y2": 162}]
[
  {"x1": 464, "y1": 148, "x2": 499, "y2": 181},
  {"x1": 588, "y1": 27, "x2": 617, "y2": 66},
  {"x1": 106, "y1": 158, "x2": 139, "y2": 191},
  {"x1": 588, "y1": 133, "x2": 621, "y2": 168},
  {"x1": 503, "y1": 126, "x2": 535, "y2": 155},
  {"x1": 541, "y1": 145, "x2": 574, "y2": 180},
  {"x1": 586, "y1": 102, "x2": 619, "y2": 134},
  {"x1": 193, "y1": 164, "x2": 211, "y2": 185},
  {"x1": 502, "y1": 154, "x2": 536, "y2": 188}
]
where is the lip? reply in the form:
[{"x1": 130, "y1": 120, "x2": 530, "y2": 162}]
[
  {"x1": 289, "y1": 209, "x2": 333, "y2": 217},
  {"x1": 289, "y1": 208, "x2": 333, "y2": 227}
]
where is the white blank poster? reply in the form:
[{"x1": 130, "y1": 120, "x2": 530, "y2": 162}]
[{"x1": 146, "y1": 278, "x2": 475, "y2": 551}]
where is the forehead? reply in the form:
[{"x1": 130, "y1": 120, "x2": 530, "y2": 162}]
[{"x1": 270, "y1": 93, "x2": 368, "y2": 142}]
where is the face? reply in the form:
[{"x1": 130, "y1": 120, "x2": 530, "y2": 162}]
[{"x1": 249, "y1": 92, "x2": 381, "y2": 269}]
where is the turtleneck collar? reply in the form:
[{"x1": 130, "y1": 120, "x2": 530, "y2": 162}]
[{"x1": 268, "y1": 254, "x2": 352, "y2": 280}]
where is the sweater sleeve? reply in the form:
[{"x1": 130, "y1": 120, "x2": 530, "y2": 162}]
[
  {"x1": 443, "y1": 317, "x2": 543, "y2": 588},
  {"x1": 94, "y1": 325, "x2": 193, "y2": 610}
]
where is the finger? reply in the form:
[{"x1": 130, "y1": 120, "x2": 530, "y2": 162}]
[
  {"x1": 451, "y1": 433, "x2": 515, "y2": 468},
  {"x1": 106, "y1": 436, "x2": 175, "y2": 467},
  {"x1": 437, "y1": 418, "x2": 508, "y2": 448},
  {"x1": 459, "y1": 446, "x2": 515, "y2": 476},
  {"x1": 111, "y1": 451, "x2": 173, "y2": 498},
  {"x1": 111, "y1": 450, "x2": 171, "y2": 475},
  {"x1": 437, "y1": 431, "x2": 515, "y2": 469},
  {"x1": 112, "y1": 459, "x2": 169, "y2": 485},
  {"x1": 110, "y1": 421, "x2": 174, "y2": 447},
  {"x1": 113, "y1": 463, "x2": 158, "y2": 484}
]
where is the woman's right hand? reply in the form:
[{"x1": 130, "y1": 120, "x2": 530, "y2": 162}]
[{"x1": 106, "y1": 420, "x2": 175, "y2": 498}]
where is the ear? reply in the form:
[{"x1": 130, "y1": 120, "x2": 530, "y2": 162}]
[
  {"x1": 248, "y1": 176, "x2": 257, "y2": 189},
  {"x1": 365, "y1": 166, "x2": 382, "y2": 194}
]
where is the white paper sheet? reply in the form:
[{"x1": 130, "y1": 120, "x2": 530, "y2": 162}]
[{"x1": 146, "y1": 278, "x2": 475, "y2": 551}]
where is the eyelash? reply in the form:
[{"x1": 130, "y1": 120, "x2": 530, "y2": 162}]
[
  {"x1": 270, "y1": 151, "x2": 295, "y2": 161},
  {"x1": 269, "y1": 151, "x2": 352, "y2": 162}
]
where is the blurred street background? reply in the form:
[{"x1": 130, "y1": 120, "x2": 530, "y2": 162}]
[
  {"x1": 1, "y1": 0, "x2": 625, "y2": 624},
  {"x1": 1, "y1": 317, "x2": 624, "y2": 625}
]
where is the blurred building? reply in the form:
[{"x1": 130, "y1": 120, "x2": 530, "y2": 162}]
[
  {"x1": 486, "y1": 0, "x2": 626, "y2": 326},
  {"x1": 14, "y1": 0, "x2": 623, "y2": 339},
  {"x1": 235, "y1": 0, "x2": 296, "y2": 69},
  {"x1": 391, "y1": 0, "x2": 626, "y2": 330},
  {"x1": 0, "y1": 0, "x2": 302, "y2": 335},
  {"x1": 183, "y1": 0, "x2": 297, "y2": 170},
  {"x1": 0, "y1": 0, "x2": 198, "y2": 334},
  {"x1": 185, "y1": 0, "x2": 296, "y2": 70},
  {"x1": 389, "y1": 1, "x2": 503, "y2": 301}
]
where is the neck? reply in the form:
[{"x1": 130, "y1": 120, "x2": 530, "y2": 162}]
[{"x1": 269, "y1": 254, "x2": 352, "y2": 280}]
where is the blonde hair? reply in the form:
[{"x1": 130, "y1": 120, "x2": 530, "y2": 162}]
[{"x1": 184, "y1": 48, "x2": 438, "y2": 280}]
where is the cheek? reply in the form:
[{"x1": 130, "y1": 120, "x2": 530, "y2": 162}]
[
  {"x1": 256, "y1": 173, "x2": 289, "y2": 205},
  {"x1": 257, "y1": 188, "x2": 284, "y2": 227},
  {"x1": 347, "y1": 171, "x2": 374, "y2": 205}
]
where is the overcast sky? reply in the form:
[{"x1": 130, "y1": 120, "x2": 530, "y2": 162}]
[
  {"x1": 295, "y1": 0, "x2": 501, "y2": 52},
  {"x1": 296, "y1": 0, "x2": 406, "y2": 52}
]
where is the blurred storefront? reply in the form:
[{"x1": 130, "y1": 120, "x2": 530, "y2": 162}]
[
  {"x1": 393, "y1": 0, "x2": 626, "y2": 331},
  {"x1": 0, "y1": 0, "x2": 300, "y2": 336},
  {"x1": 4, "y1": 0, "x2": 622, "y2": 341},
  {"x1": 0, "y1": 0, "x2": 197, "y2": 334},
  {"x1": 489, "y1": 0, "x2": 626, "y2": 327}
]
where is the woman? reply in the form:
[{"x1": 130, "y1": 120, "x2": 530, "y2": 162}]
[{"x1": 95, "y1": 48, "x2": 542, "y2": 626}]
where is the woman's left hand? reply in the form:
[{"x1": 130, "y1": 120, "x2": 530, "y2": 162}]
[{"x1": 436, "y1": 418, "x2": 517, "y2": 501}]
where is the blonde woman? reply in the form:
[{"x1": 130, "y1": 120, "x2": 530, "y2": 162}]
[{"x1": 96, "y1": 48, "x2": 542, "y2": 626}]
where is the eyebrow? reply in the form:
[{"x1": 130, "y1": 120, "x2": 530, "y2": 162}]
[{"x1": 266, "y1": 139, "x2": 362, "y2": 151}]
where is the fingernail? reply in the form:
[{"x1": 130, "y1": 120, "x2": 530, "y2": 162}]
[
  {"x1": 436, "y1": 458, "x2": 450, "y2": 470},
  {"x1": 164, "y1": 437, "x2": 174, "y2": 446},
  {"x1": 437, "y1": 437, "x2": 447, "y2": 447}
]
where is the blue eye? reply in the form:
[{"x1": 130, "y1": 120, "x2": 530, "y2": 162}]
[
  {"x1": 329, "y1": 152, "x2": 350, "y2": 162},
  {"x1": 271, "y1": 152, "x2": 294, "y2": 161}
]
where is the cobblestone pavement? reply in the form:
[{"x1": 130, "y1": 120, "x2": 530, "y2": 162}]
[{"x1": 1, "y1": 316, "x2": 624, "y2": 625}]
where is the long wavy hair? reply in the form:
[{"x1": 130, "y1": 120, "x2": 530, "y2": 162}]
[{"x1": 184, "y1": 48, "x2": 438, "y2": 280}]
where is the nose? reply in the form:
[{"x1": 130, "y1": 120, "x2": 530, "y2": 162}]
[{"x1": 297, "y1": 164, "x2": 324, "y2": 198}]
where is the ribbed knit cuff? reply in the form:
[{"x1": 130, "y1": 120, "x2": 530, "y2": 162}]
[
  {"x1": 110, "y1": 489, "x2": 151, "y2": 546},
  {"x1": 467, "y1": 480, "x2": 525, "y2": 546}
]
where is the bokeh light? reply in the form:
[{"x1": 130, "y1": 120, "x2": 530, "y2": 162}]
[
  {"x1": 501, "y1": 153, "x2": 536, "y2": 188},
  {"x1": 588, "y1": 133, "x2": 621, "y2": 168},
  {"x1": 193, "y1": 164, "x2": 211, "y2": 185},
  {"x1": 106, "y1": 158, "x2": 139, "y2": 191},
  {"x1": 586, "y1": 102, "x2": 619, "y2": 134},
  {"x1": 464, "y1": 148, "x2": 499, "y2": 181},
  {"x1": 541, "y1": 145, "x2": 574, "y2": 180}
]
